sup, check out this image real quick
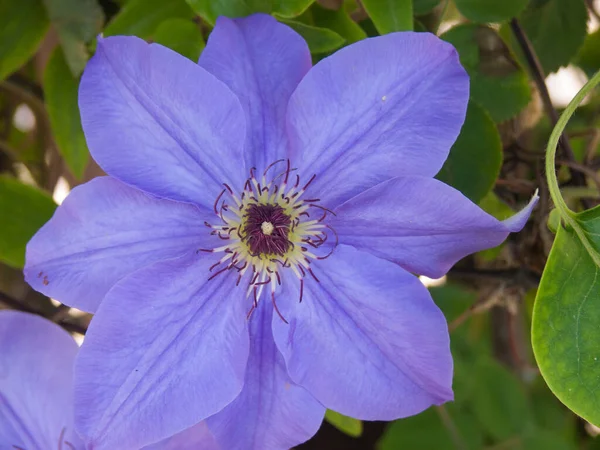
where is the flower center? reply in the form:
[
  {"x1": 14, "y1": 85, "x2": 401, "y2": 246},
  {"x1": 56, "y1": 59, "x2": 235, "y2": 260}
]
[
  {"x1": 244, "y1": 204, "x2": 291, "y2": 255},
  {"x1": 199, "y1": 160, "x2": 338, "y2": 322}
]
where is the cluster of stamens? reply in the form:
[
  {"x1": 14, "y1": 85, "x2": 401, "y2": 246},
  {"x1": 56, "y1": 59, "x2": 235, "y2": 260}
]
[{"x1": 199, "y1": 160, "x2": 338, "y2": 323}]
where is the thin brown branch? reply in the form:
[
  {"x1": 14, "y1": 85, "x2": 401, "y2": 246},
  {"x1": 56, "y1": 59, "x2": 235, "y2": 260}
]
[
  {"x1": 0, "y1": 290, "x2": 87, "y2": 335},
  {"x1": 509, "y1": 19, "x2": 591, "y2": 208}
]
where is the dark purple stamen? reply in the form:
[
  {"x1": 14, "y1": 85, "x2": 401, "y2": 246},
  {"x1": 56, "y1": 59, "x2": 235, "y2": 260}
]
[{"x1": 243, "y1": 204, "x2": 292, "y2": 256}]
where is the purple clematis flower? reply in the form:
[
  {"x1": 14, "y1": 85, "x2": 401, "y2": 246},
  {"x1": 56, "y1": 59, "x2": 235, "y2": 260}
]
[
  {"x1": 0, "y1": 311, "x2": 218, "y2": 450},
  {"x1": 24, "y1": 13, "x2": 537, "y2": 450}
]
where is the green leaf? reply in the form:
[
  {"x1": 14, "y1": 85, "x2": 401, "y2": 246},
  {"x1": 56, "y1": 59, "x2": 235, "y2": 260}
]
[
  {"x1": 105, "y1": 0, "x2": 194, "y2": 38},
  {"x1": 436, "y1": 102, "x2": 502, "y2": 203},
  {"x1": 520, "y1": 432, "x2": 578, "y2": 450},
  {"x1": 272, "y1": 0, "x2": 314, "y2": 18},
  {"x1": 413, "y1": 0, "x2": 441, "y2": 16},
  {"x1": 42, "y1": 0, "x2": 104, "y2": 76},
  {"x1": 0, "y1": 176, "x2": 56, "y2": 268},
  {"x1": 153, "y1": 19, "x2": 205, "y2": 61},
  {"x1": 455, "y1": 0, "x2": 527, "y2": 23},
  {"x1": 429, "y1": 283, "x2": 476, "y2": 323},
  {"x1": 325, "y1": 410, "x2": 363, "y2": 438},
  {"x1": 361, "y1": 0, "x2": 412, "y2": 34},
  {"x1": 471, "y1": 357, "x2": 532, "y2": 440},
  {"x1": 278, "y1": 19, "x2": 345, "y2": 54},
  {"x1": 0, "y1": 0, "x2": 49, "y2": 81},
  {"x1": 186, "y1": 0, "x2": 313, "y2": 24},
  {"x1": 517, "y1": 0, "x2": 588, "y2": 74},
  {"x1": 378, "y1": 405, "x2": 483, "y2": 450},
  {"x1": 43, "y1": 47, "x2": 89, "y2": 179},
  {"x1": 576, "y1": 29, "x2": 600, "y2": 78},
  {"x1": 477, "y1": 192, "x2": 516, "y2": 260},
  {"x1": 442, "y1": 24, "x2": 531, "y2": 122},
  {"x1": 577, "y1": 206, "x2": 600, "y2": 255},
  {"x1": 311, "y1": 3, "x2": 366, "y2": 44},
  {"x1": 532, "y1": 219, "x2": 600, "y2": 427},
  {"x1": 479, "y1": 191, "x2": 517, "y2": 221}
]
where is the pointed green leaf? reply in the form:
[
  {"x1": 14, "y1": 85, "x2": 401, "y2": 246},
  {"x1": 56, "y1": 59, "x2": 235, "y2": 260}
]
[
  {"x1": 517, "y1": 0, "x2": 587, "y2": 74},
  {"x1": 414, "y1": 0, "x2": 441, "y2": 16},
  {"x1": 0, "y1": 0, "x2": 49, "y2": 81},
  {"x1": 533, "y1": 217, "x2": 600, "y2": 427},
  {"x1": 325, "y1": 410, "x2": 363, "y2": 438},
  {"x1": 378, "y1": 405, "x2": 483, "y2": 450},
  {"x1": 186, "y1": 0, "x2": 313, "y2": 24},
  {"x1": 105, "y1": 0, "x2": 194, "y2": 38},
  {"x1": 311, "y1": 3, "x2": 366, "y2": 44},
  {"x1": 43, "y1": 47, "x2": 89, "y2": 179},
  {"x1": 153, "y1": 19, "x2": 205, "y2": 61},
  {"x1": 442, "y1": 24, "x2": 531, "y2": 123},
  {"x1": 272, "y1": 0, "x2": 314, "y2": 18},
  {"x1": 278, "y1": 19, "x2": 345, "y2": 54},
  {"x1": 576, "y1": 29, "x2": 600, "y2": 77},
  {"x1": 471, "y1": 358, "x2": 533, "y2": 440},
  {"x1": 455, "y1": 0, "x2": 528, "y2": 23},
  {"x1": 361, "y1": 0, "x2": 412, "y2": 34},
  {"x1": 0, "y1": 176, "x2": 56, "y2": 268},
  {"x1": 436, "y1": 101, "x2": 502, "y2": 203},
  {"x1": 42, "y1": 0, "x2": 104, "y2": 76}
]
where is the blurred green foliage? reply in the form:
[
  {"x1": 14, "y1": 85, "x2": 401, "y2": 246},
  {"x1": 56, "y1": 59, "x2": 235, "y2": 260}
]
[{"x1": 2, "y1": 0, "x2": 600, "y2": 448}]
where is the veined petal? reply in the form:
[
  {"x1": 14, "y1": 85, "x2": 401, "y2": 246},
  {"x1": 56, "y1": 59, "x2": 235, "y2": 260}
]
[
  {"x1": 143, "y1": 422, "x2": 219, "y2": 450},
  {"x1": 273, "y1": 245, "x2": 453, "y2": 420},
  {"x1": 287, "y1": 32, "x2": 468, "y2": 208},
  {"x1": 24, "y1": 177, "x2": 209, "y2": 313},
  {"x1": 0, "y1": 311, "x2": 82, "y2": 450},
  {"x1": 207, "y1": 300, "x2": 324, "y2": 450},
  {"x1": 332, "y1": 176, "x2": 539, "y2": 278},
  {"x1": 199, "y1": 14, "x2": 311, "y2": 169},
  {"x1": 74, "y1": 252, "x2": 249, "y2": 450},
  {"x1": 79, "y1": 35, "x2": 246, "y2": 206}
]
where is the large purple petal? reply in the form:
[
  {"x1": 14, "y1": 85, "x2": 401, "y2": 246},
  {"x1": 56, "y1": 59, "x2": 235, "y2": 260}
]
[
  {"x1": 207, "y1": 300, "x2": 325, "y2": 450},
  {"x1": 287, "y1": 32, "x2": 469, "y2": 208},
  {"x1": 199, "y1": 14, "x2": 311, "y2": 170},
  {"x1": 272, "y1": 245, "x2": 452, "y2": 420},
  {"x1": 74, "y1": 252, "x2": 249, "y2": 450},
  {"x1": 332, "y1": 176, "x2": 539, "y2": 278},
  {"x1": 0, "y1": 311, "x2": 82, "y2": 449},
  {"x1": 143, "y1": 422, "x2": 219, "y2": 450},
  {"x1": 79, "y1": 36, "x2": 246, "y2": 206},
  {"x1": 24, "y1": 177, "x2": 209, "y2": 313}
]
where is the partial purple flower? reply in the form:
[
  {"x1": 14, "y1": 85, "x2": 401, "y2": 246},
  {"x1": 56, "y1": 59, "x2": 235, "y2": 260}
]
[
  {"x1": 24, "y1": 13, "x2": 537, "y2": 450},
  {"x1": 0, "y1": 311, "x2": 218, "y2": 450}
]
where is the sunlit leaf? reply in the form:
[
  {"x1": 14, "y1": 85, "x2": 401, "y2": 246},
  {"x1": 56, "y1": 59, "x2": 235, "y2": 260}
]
[{"x1": 325, "y1": 410, "x2": 363, "y2": 438}]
